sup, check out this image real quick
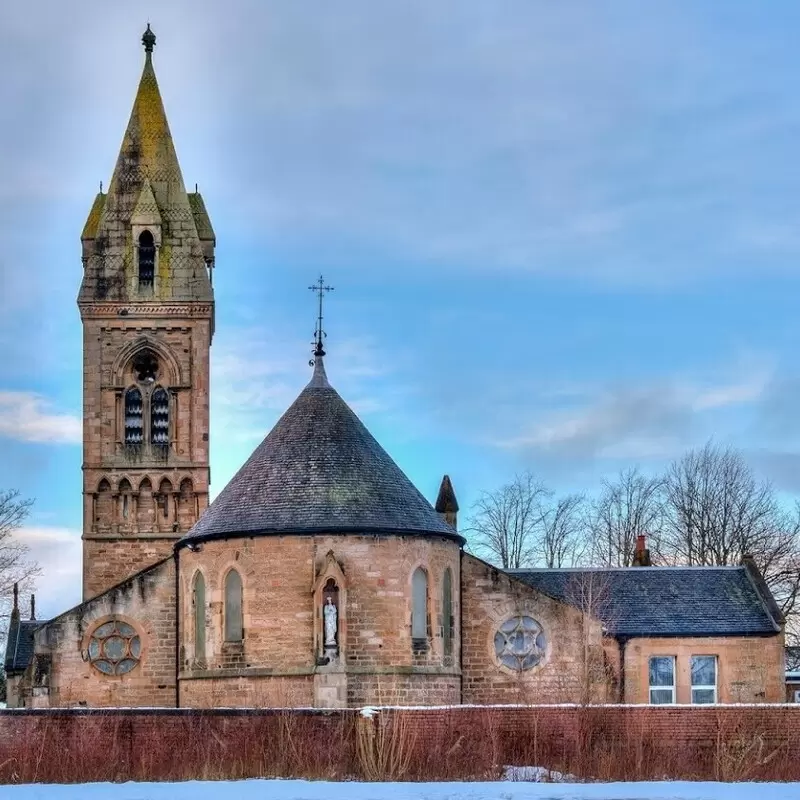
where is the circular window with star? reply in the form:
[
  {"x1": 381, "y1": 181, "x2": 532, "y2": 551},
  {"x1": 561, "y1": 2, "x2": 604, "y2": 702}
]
[
  {"x1": 87, "y1": 619, "x2": 142, "y2": 676},
  {"x1": 494, "y1": 615, "x2": 546, "y2": 671}
]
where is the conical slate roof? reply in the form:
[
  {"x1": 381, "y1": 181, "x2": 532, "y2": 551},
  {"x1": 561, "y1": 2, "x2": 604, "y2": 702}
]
[{"x1": 181, "y1": 357, "x2": 464, "y2": 545}]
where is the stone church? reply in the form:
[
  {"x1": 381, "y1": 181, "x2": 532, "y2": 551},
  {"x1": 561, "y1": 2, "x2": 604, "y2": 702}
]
[{"x1": 4, "y1": 28, "x2": 786, "y2": 709}]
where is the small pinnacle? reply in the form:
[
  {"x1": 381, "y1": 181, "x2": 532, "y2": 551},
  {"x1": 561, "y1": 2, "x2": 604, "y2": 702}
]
[{"x1": 142, "y1": 23, "x2": 156, "y2": 54}]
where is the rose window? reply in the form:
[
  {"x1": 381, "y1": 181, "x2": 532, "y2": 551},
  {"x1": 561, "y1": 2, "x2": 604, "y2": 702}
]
[
  {"x1": 87, "y1": 620, "x2": 141, "y2": 676},
  {"x1": 494, "y1": 616, "x2": 546, "y2": 671}
]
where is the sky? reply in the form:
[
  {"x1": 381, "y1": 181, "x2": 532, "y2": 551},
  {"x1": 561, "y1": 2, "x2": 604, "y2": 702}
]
[{"x1": 1, "y1": 2, "x2": 800, "y2": 620}]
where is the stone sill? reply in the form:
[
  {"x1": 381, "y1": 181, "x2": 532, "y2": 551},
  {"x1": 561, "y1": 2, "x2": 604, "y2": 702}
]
[{"x1": 180, "y1": 664, "x2": 462, "y2": 681}]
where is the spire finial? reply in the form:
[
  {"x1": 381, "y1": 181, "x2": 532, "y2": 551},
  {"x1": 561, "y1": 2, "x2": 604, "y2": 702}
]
[
  {"x1": 308, "y1": 275, "x2": 334, "y2": 359},
  {"x1": 142, "y1": 23, "x2": 156, "y2": 54}
]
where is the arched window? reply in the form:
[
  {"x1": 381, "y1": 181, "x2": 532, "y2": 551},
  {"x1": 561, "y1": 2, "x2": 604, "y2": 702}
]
[
  {"x1": 138, "y1": 230, "x2": 155, "y2": 288},
  {"x1": 151, "y1": 387, "x2": 170, "y2": 446},
  {"x1": 411, "y1": 567, "x2": 428, "y2": 642},
  {"x1": 224, "y1": 569, "x2": 243, "y2": 642},
  {"x1": 124, "y1": 387, "x2": 143, "y2": 445},
  {"x1": 193, "y1": 572, "x2": 206, "y2": 662},
  {"x1": 442, "y1": 567, "x2": 454, "y2": 658}
]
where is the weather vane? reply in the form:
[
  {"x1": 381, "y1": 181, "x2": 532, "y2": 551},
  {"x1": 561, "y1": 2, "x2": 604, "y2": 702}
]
[{"x1": 309, "y1": 275, "x2": 334, "y2": 360}]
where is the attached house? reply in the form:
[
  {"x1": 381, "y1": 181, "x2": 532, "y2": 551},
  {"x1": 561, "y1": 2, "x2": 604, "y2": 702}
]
[{"x1": 510, "y1": 553, "x2": 785, "y2": 704}]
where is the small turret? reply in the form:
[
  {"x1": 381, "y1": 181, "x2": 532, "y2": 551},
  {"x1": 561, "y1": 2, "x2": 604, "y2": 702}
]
[{"x1": 435, "y1": 475, "x2": 459, "y2": 530}]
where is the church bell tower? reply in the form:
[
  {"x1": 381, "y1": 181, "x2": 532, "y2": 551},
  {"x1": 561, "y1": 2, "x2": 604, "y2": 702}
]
[{"x1": 78, "y1": 26, "x2": 215, "y2": 599}]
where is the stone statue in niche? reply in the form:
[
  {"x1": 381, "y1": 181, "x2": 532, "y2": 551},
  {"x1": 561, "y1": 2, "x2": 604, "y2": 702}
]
[
  {"x1": 321, "y1": 577, "x2": 340, "y2": 662},
  {"x1": 324, "y1": 596, "x2": 338, "y2": 647}
]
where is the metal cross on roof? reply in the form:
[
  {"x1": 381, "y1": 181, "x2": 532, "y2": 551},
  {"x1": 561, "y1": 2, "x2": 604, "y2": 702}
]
[{"x1": 309, "y1": 275, "x2": 334, "y2": 357}]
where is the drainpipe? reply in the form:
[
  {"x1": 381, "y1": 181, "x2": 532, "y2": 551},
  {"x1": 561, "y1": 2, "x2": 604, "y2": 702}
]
[
  {"x1": 617, "y1": 637, "x2": 628, "y2": 702},
  {"x1": 459, "y1": 550, "x2": 464, "y2": 703},
  {"x1": 174, "y1": 545, "x2": 181, "y2": 709}
]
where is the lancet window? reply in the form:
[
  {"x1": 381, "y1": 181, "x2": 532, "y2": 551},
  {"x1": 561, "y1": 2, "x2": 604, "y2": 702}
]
[
  {"x1": 224, "y1": 569, "x2": 243, "y2": 642},
  {"x1": 124, "y1": 387, "x2": 143, "y2": 445},
  {"x1": 151, "y1": 387, "x2": 170, "y2": 446},
  {"x1": 193, "y1": 572, "x2": 206, "y2": 663},
  {"x1": 411, "y1": 567, "x2": 428, "y2": 644},
  {"x1": 442, "y1": 567, "x2": 454, "y2": 658},
  {"x1": 138, "y1": 230, "x2": 155, "y2": 288}
]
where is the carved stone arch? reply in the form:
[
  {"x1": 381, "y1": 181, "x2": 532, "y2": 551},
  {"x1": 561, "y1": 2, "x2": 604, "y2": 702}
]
[
  {"x1": 95, "y1": 478, "x2": 113, "y2": 531},
  {"x1": 117, "y1": 478, "x2": 133, "y2": 529},
  {"x1": 313, "y1": 551, "x2": 347, "y2": 660},
  {"x1": 157, "y1": 477, "x2": 175, "y2": 530},
  {"x1": 177, "y1": 477, "x2": 195, "y2": 531},
  {"x1": 112, "y1": 335, "x2": 183, "y2": 386},
  {"x1": 136, "y1": 477, "x2": 155, "y2": 532}
]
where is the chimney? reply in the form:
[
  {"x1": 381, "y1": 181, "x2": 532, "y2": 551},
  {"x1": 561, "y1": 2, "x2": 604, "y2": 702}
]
[
  {"x1": 11, "y1": 582, "x2": 19, "y2": 622},
  {"x1": 435, "y1": 474, "x2": 459, "y2": 530},
  {"x1": 30, "y1": 593, "x2": 36, "y2": 621},
  {"x1": 632, "y1": 534, "x2": 651, "y2": 567}
]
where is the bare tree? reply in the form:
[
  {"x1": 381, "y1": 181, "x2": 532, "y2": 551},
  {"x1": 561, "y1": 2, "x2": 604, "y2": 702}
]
[
  {"x1": 587, "y1": 467, "x2": 664, "y2": 567},
  {"x1": 661, "y1": 441, "x2": 800, "y2": 620},
  {"x1": 466, "y1": 472, "x2": 550, "y2": 568},
  {"x1": 0, "y1": 490, "x2": 39, "y2": 625},
  {"x1": 564, "y1": 570, "x2": 617, "y2": 703},
  {"x1": 537, "y1": 492, "x2": 586, "y2": 568}
]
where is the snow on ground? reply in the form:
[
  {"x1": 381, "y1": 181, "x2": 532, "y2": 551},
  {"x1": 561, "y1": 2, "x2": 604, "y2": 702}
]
[{"x1": 4, "y1": 781, "x2": 800, "y2": 800}]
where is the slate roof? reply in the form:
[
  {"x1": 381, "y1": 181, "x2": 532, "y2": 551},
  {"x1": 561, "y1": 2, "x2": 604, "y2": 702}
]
[
  {"x1": 4, "y1": 618, "x2": 40, "y2": 674},
  {"x1": 181, "y1": 356, "x2": 463, "y2": 545},
  {"x1": 508, "y1": 566, "x2": 781, "y2": 638}
]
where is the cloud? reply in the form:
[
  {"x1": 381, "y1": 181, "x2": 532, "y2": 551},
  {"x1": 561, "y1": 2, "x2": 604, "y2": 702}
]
[
  {"x1": 487, "y1": 364, "x2": 772, "y2": 462},
  {"x1": 0, "y1": 392, "x2": 81, "y2": 444},
  {"x1": 14, "y1": 526, "x2": 83, "y2": 620}
]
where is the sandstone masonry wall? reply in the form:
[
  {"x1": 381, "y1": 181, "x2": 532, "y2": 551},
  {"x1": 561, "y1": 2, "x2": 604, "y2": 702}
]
[{"x1": 26, "y1": 558, "x2": 177, "y2": 708}]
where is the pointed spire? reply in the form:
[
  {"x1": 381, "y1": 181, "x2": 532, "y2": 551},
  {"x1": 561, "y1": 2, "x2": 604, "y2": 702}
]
[
  {"x1": 80, "y1": 24, "x2": 214, "y2": 305},
  {"x1": 435, "y1": 475, "x2": 459, "y2": 530},
  {"x1": 11, "y1": 582, "x2": 19, "y2": 622}
]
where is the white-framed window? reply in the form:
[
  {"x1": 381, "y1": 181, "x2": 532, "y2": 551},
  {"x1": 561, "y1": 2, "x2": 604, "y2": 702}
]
[
  {"x1": 649, "y1": 655, "x2": 676, "y2": 704},
  {"x1": 691, "y1": 655, "x2": 717, "y2": 704}
]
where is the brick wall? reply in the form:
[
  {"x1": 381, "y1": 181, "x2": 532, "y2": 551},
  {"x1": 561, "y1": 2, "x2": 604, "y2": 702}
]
[{"x1": 2, "y1": 705, "x2": 800, "y2": 783}]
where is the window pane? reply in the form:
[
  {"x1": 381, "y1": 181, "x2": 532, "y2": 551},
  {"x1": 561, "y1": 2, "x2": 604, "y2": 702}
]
[
  {"x1": 691, "y1": 656, "x2": 716, "y2": 687},
  {"x1": 692, "y1": 688, "x2": 715, "y2": 705},
  {"x1": 650, "y1": 688, "x2": 674, "y2": 705},
  {"x1": 442, "y1": 568, "x2": 453, "y2": 657},
  {"x1": 649, "y1": 656, "x2": 674, "y2": 687},
  {"x1": 411, "y1": 568, "x2": 427, "y2": 639},
  {"x1": 224, "y1": 570, "x2": 243, "y2": 642},
  {"x1": 194, "y1": 572, "x2": 206, "y2": 659}
]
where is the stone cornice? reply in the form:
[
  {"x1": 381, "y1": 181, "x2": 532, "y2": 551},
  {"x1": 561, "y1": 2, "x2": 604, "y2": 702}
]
[{"x1": 78, "y1": 302, "x2": 213, "y2": 320}]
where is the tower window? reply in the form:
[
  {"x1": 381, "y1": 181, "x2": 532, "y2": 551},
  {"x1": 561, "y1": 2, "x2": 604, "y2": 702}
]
[
  {"x1": 138, "y1": 230, "x2": 155, "y2": 288},
  {"x1": 124, "y1": 387, "x2": 143, "y2": 445},
  {"x1": 151, "y1": 387, "x2": 170, "y2": 447}
]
